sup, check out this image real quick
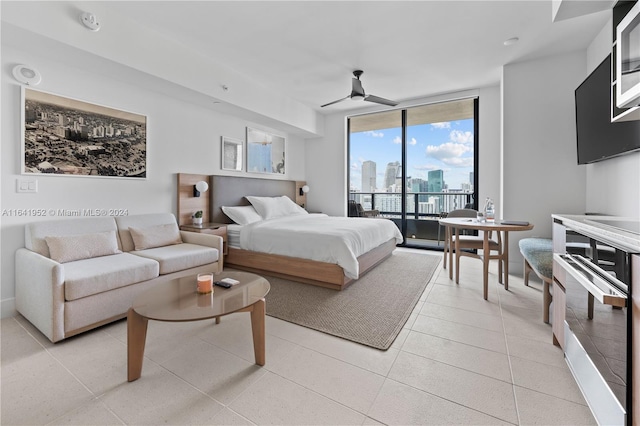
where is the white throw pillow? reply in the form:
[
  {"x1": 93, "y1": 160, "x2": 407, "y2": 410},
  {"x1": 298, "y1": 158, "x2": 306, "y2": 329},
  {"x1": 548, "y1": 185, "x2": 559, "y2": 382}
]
[
  {"x1": 129, "y1": 223, "x2": 183, "y2": 251},
  {"x1": 245, "y1": 195, "x2": 308, "y2": 220},
  {"x1": 45, "y1": 230, "x2": 121, "y2": 263},
  {"x1": 221, "y1": 205, "x2": 263, "y2": 225}
]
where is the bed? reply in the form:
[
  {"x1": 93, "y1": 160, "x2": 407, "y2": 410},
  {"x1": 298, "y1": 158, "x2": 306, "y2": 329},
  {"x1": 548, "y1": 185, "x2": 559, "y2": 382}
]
[{"x1": 210, "y1": 175, "x2": 402, "y2": 290}]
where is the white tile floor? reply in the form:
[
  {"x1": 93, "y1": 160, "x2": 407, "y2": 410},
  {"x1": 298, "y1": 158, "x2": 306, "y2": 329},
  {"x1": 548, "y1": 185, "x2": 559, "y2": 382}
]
[{"x1": 1, "y1": 249, "x2": 597, "y2": 425}]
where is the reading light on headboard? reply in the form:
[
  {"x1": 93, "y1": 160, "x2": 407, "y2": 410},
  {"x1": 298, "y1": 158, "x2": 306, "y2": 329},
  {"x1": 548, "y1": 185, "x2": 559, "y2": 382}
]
[
  {"x1": 194, "y1": 180, "x2": 209, "y2": 197},
  {"x1": 299, "y1": 185, "x2": 310, "y2": 196}
]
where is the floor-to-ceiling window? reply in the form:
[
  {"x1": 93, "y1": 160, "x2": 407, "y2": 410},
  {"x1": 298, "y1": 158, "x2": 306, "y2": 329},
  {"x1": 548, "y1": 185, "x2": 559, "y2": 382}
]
[{"x1": 348, "y1": 98, "x2": 478, "y2": 249}]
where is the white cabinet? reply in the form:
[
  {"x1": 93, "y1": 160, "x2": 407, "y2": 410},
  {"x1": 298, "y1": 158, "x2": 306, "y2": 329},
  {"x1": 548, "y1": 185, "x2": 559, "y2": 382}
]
[
  {"x1": 632, "y1": 254, "x2": 639, "y2": 426},
  {"x1": 616, "y1": 1, "x2": 640, "y2": 109},
  {"x1": 612, "y1": 1, "x2": 640, "y2": 122},
  {"x1": 552, "y1": 221, "x2": 567, "y2": 348}
]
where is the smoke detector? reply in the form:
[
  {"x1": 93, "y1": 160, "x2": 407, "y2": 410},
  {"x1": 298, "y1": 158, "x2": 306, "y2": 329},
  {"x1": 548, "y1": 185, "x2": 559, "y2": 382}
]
[
  {"x1": 80, "y1": 12, "x2": 101, "y2": 31},
  {"x1": 12, "y1": 65, "x2": 41, "y2": 86}
]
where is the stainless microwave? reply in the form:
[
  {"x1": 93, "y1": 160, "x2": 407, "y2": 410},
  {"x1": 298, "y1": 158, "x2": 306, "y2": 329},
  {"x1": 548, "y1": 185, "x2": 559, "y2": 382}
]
[{"x1": 616, "y1": 1, "x2": 640, "y2": 108}]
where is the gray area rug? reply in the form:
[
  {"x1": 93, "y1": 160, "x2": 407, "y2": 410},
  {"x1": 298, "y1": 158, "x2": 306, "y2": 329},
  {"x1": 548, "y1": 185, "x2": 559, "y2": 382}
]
[{"x1": 263, "y1": 251, "x2": 441, "y2": 350}]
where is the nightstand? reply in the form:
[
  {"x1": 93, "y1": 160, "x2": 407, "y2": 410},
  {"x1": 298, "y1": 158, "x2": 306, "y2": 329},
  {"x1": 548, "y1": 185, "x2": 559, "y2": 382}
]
[{"x1": 180, "y1": 222, "x2": 228, "y2": 255}]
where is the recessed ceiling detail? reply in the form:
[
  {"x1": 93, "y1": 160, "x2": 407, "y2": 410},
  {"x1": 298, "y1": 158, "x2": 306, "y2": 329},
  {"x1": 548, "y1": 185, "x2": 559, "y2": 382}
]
[{"x1": 504, "y1": 37, "x2": 520, "y2": 46}]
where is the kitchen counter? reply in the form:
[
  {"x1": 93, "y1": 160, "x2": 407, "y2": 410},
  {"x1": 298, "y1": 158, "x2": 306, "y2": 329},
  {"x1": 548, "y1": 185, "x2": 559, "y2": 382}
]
[
  {"x1": 552, "y1": 214, "x2": 640, "y2": 425},
  {"x1": 552, "y1": 214, "x2": 640, "y2": 253}
]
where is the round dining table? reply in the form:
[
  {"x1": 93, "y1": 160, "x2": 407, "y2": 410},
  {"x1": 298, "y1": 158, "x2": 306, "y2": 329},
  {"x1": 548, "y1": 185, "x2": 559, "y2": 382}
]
[{"x1": 439, "y1": 218, "x2": 534, "y2": 300}]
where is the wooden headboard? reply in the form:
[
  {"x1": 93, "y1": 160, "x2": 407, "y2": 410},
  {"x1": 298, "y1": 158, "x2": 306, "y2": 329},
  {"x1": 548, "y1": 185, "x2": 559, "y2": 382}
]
[
  {"x1": 210, "y1": 175, "x2": 298, "y2": 223},
  {"x1": 177, "y1": 173, "x2": 211, "y2": 225}
]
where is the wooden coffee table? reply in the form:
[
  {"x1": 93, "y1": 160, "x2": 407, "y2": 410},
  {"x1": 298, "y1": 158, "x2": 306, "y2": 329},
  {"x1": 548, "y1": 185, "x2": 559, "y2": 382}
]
[{"x1": 127, "y1": 271, "x2": 270, "y2": 382}]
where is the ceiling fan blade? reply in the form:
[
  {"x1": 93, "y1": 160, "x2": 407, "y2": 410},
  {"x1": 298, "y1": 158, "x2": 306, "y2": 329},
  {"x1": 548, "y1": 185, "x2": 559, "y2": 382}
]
[
  {"x1": 364, "y1": 94, "x2": 398, "y2": 107},
  {"x1": 320, "y1": 95, "x2": 350, "y2": 108}
]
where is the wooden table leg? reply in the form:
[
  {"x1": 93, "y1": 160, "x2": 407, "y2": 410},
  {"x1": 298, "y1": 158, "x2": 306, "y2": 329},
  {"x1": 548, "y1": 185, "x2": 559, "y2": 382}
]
[
  {"x1": 443, "y1": 226, "x2": 448, "y2": 270},
  {"x1": 449, "y1": 227, "x2": 455, "y2": 280},
  {"x1": 127, "y1": 308, "x2": 148, "y2": 382},
  {"x1": 250, "y1": 298, "x2": 266, "y2": 366},
  {"x1": 503, "y1": 231, "x2": 510, "y2": 290},
  {"x1": 483, "y1": 231, "x2": 490, "y2": 300},
  {"x1": 496, "y1": 231, "x2": 503, "y2": 285},
  {"x1": 454, "y1": 228, "x2": 461, "y2": 284}
]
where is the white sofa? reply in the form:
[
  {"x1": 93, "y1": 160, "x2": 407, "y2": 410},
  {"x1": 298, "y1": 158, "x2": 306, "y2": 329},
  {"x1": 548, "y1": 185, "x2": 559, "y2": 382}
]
[{"x1": 15, "y1": 213, "x2": 223, "y2": 342}]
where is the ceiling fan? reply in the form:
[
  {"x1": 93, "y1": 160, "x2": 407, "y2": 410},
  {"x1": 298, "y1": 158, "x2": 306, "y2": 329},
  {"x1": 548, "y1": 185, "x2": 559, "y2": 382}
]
[{"x1": 321, "y1": 70, "x2": 398, "y2": 108}]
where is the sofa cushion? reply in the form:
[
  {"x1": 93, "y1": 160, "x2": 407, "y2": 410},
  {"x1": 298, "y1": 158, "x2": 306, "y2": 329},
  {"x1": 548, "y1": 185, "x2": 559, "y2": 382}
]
[
  {"x1": 129, "y1": 223, "x2": 183, "y2": 251},
  {"x1": 45, "y1": 230, "x2": 121, "y2": 263},
  {"x1": 115, "y1": 213, "x2": 179, "y2": 252},
  {"x1": 132, "y1": 243, "x2": 219, "y2": 275},
  {"x1": 64, "y1": 253, "x2": 159, "y2": 301},
  {"x1": 25, "y1": 217, "x2": 119, "y2": 258}
]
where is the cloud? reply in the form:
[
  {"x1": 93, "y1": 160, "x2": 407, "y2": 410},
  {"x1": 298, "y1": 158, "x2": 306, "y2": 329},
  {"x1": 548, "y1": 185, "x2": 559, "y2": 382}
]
[
  {"x1": 413, "y1": 164, "x2": 440, "y2": 171},
  {"x1": 364, "y1": 130, "x2": 384, "y2": 138},
  {"x1": 393, "y1": 136, "x2": 417, "y2": 145},
  {"x1": 351, "y1": 162, "x2": 359, "y2": 171},
  {"x1": 431, "y1": 122, "x2": 451, "y2": 129},
  {"x1": 426, "y1": 142, "x2": 473, "y2": 167},
  {"x1": 449, "y1": 130, "x2": 473, "y2": 144},
  {"x1": 442, "y1": 157, "x2": 474, "y2": 167}
]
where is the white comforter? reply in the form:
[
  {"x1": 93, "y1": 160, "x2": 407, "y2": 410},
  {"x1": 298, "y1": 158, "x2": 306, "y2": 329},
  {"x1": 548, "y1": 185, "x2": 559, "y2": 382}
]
[{"x1": 239, "y1": 214, "x2": 403, "y2": 279}]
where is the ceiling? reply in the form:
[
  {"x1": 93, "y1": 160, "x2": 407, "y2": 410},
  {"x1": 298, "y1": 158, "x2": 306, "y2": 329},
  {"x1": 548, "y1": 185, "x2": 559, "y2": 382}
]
[
  {"x1": 2, "y1": 1, "x2": 613, "y2": 122},
  {"x1": 113, "y1": 1, "x2": 611, "y2": 110}
]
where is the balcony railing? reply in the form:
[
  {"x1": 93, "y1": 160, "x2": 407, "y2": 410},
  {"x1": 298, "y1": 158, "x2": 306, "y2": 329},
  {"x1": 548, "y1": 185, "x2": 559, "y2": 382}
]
[
  {"x1": 349, "y1": 191, "x2": 474, "y2": 218},
  {"x1": 349, "y1": 191, "x2": 475, "y2": 247}
]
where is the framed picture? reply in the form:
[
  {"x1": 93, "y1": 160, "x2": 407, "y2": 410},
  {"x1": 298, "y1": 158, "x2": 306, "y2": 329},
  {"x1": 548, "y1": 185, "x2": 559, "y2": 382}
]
[
  {"x1": 246, "y1": 127, "x2": 285, "y2": 174},
  {"x1": 221, "y1": 136, "x2": 243, "y2": 171},
  {"x1": 21, "y1": 87, "x2": 147, "y2": 179}
]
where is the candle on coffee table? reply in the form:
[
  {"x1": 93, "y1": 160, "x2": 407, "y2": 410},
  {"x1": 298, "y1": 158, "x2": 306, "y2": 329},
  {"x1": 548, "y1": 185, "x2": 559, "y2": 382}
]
[{"x1": 196, "y1": 273, "x2": 213, "y2": 294}]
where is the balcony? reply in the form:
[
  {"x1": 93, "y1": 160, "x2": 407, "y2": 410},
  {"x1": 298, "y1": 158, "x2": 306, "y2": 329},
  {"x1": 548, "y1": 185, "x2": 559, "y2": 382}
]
[{"x1": 349, "y1": 191, "x2": 475, "y2": 249}]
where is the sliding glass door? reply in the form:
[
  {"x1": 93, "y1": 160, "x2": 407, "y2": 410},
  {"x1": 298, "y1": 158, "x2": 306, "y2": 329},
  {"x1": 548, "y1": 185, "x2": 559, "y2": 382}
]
[{"x1": 348, "y1": 98, "x2": 478, "y2": 249}]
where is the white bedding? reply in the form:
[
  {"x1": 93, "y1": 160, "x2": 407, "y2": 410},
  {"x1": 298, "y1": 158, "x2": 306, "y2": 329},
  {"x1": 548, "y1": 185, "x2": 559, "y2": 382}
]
[
  {"x1": 238, "y1": 214, "x2": 403, "y2": 279},
  {"x1": 226, "y1": 224, "x2": 242, "y2": 248}
]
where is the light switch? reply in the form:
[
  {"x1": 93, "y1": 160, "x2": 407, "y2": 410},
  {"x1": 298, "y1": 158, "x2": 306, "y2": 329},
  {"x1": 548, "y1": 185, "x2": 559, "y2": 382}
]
[{"x1": 17, "y1": 178, "x2": 38, "y2": 193}]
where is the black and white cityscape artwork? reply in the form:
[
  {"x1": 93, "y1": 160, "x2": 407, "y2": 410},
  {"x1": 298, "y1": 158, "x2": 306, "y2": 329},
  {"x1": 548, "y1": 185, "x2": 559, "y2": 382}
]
[{"x1": 22, "y1": 88, "x2": 147, "y2": 178}]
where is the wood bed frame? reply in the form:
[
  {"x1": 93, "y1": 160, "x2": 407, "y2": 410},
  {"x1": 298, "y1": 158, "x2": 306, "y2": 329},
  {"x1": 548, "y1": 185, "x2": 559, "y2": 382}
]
[{"x1": 208, "y1": 175, "x2": 397, "y2": 290}]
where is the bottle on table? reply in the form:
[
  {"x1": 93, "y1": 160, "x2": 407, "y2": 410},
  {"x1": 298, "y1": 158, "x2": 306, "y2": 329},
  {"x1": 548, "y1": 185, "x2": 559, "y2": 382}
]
[{"x1": 484, "y1": 197, "x2": 495, "y2": 223}]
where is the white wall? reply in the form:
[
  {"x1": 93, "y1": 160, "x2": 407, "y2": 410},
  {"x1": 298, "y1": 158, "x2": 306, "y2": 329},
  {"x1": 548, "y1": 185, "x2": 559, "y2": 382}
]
[
  {"x1": 304, "y1": 113, "x2": 347, "y2": 216},
  {"x1": 502, "y1": 51, "x2": 587, "y2": 271},
  {"x1": 0, "y1": 43, "x2": 306, "y2": 317},
  {"x1": 586, "y1": 154, "x2": 640, "y2": 216},
  {"x1": 585, "y1": 18, "x2": 640, "y2": 218}
]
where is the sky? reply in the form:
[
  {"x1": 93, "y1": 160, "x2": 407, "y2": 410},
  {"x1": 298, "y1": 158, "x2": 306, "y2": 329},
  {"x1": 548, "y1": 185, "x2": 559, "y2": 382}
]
[{"x1": 349, "y1": 118, "x2": 475, "y2": 192}]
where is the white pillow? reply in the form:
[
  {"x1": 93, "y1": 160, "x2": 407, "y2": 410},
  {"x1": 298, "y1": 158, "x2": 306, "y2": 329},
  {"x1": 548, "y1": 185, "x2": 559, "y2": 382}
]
[
  {"x1": 129, "y1": 223, "x2": 183, "y2": 251},
  {"x1": 245, "y1": 195, "x2": 308, "y2": 220},
  {"x1": 221, "y1": 205, "x2": 263, "y2": 225},
  {"x1": 45, "y1": 230, "x2": 121, "y2": 263}
]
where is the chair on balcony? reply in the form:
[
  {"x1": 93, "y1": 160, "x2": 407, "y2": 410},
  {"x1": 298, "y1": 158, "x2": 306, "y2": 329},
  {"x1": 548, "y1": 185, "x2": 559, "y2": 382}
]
[
  {"x1": 348, "y1": 200, "x2": 380, "y2": 218},
  {"x1": 442, "y1": 209, "x2": 503, "y2": 284}
]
